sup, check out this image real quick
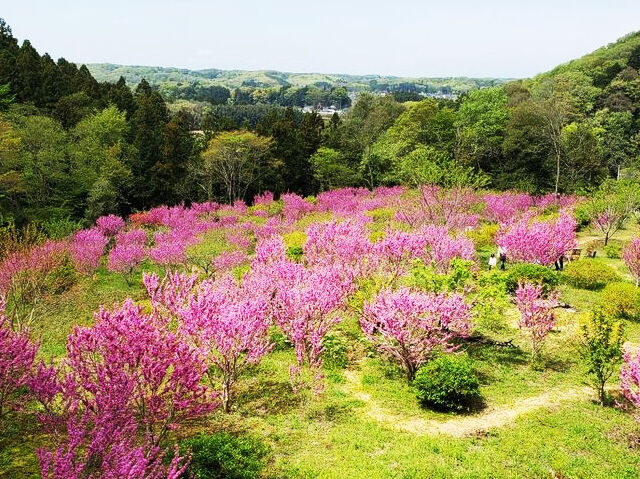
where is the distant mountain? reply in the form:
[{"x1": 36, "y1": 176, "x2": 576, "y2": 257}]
[{"x1": 86, "y1": 63, "x2": 512, "y2": 98}]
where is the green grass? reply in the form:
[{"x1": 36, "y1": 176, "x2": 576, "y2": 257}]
[{"x1": 4, "y1": 216, "x2": 640, "y2": 478}]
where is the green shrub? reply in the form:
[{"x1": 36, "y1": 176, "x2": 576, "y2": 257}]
[
  {"x1": 465, "y1": 224, "x2": 499, "y2": 248},
  {"x1": 180, "y1": 432, "x2": 268, "y2": 479},
  {"x1": 283, "y1": 231, "x2": 306, "y2": 261},
  {"x1": 504, "y1": 264, "x2": 559, "y2": 294},
  {"x1": 562, "y1": 260, "x2": 620, "y2": 290},
  {"x1": 604, "y1": 243, "x2": 622, "y2": 259},
  {"x1": 408, "y1": 258, "x2": 474, "y2": 293},
  {"x1": 38, "y1": 217, "x2": 83, "y2": 240},
  {"x1": 413, "y1": 354, "x2": 482, "y2": 411},
  {"x1": 600, "y1": 282, "x2": 640, "y2": 319},
  {"x1": 322, "y1": 332, "x2": 348, "y2": 369},
  {"x1": 472, "y1": 276, "x2": 511, "y2": 334}
]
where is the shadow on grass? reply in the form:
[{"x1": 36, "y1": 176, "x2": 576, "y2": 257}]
[
  {"x1": 464, "y1": 337, "x2": 529, "y2": 367},
  {"x1": 235, "y1": 377, "x2": 305, "y2": 416}
]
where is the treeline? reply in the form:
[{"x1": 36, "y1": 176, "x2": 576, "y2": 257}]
[
  {"x1": 162, "y1": 83, "x2": 352, "y2": 109},
  {"x1": 1, "y1": 18, "x2": 640, "y2": 227}
]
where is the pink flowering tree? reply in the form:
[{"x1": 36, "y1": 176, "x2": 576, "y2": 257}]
[
  {"x1": 108, "y1": 229, "x2": 148, "y2": 284},
  {"x1": 0, "y1": 295, "x2": 38, "y2": 422},
  {"x1": 515, "y1": 282, "x2": 557, "y2": 364},
  {"x1": 0, "y1": 240, "x2": 68, "y2": 330},
  {"x1": 32, "y1": 299, "x2": 214, "y2": 478},
  {"x1": 95, "y1": 214, "x2": 126, "y2": 236},
  {"x1": 496, "y1": 211, "x2": 577, "y2": 267},
  {"x1": 360, "y1": 288, "x2": 471, "y2": 381},
  {"x1": 281, "y1": 193, "x2": 314, "y2": 222},
  {"x1": 178, "y1": 277, "x2": 272, "y2": 412},
  {"x1": 623, "y1": 238, "x2": 640, "y2": 286},
  {"x1": 483, "y1": 191, "x2": 534, "y2": 223},
  {"x1": 70, "y1": 228, "x2": 108, "y2": 275},
  {"x1": 620, "y1": 347, "x2": 640, "y2": 422},
  {"x1": 395, "y1": 186, "x2": 481, "y2": 231},
  {"x1": 267, "y1": 262, "x2": 354, "y2": 391},
  {"x1": 304, "y1": 220, "x2": 373, "y2": 279}
]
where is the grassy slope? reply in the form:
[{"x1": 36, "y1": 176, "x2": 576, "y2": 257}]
[{"x1": 3, "y1": 218, "x2": 640, "y2": 478}]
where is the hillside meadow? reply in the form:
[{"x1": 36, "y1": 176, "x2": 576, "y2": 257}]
[{"x1": 2, "y1": 187, "x2": 640, "y2": 478}]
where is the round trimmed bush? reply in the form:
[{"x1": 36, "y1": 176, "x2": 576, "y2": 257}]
[
  {"x1": 561, "y1": 260, "x2": 620, "y2": 290},
  {"x1": 413, "y1": 354, "x2": 482, "y2": 411},
  {"x1": 504, "y1": 264, "x2": 559, "y2": 294},
  {"x1": 179, "y1": 432, "x2": 268, "y2": 479},
  {"x1": 601, "y1": 282, "x2": 640, "y2": 320}
]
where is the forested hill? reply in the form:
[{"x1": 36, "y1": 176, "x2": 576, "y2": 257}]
[
  {"x1": 1, "y1": 14, "x2": 640, "y2": 228},
  {"x1": 86, "y1": 63, "x2": 508, "y2": 107}
]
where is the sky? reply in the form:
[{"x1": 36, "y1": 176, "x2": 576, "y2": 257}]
[{"x1": 3, "y1": 0, "x2": 640, "y2": 78}]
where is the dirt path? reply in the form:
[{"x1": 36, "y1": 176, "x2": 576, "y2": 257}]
[{"x1": 342, "y1": 370, "x2": 590, "y2": 438}]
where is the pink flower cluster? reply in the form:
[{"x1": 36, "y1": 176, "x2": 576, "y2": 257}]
[
  {"x1": 361, "y1": 288, "x2": 471, "y2": 381},
  {"x1": 32, "y1": 299, "x2": 214, "y2": 478},
  {"x1": 515, "y1": 282, "x2": 557, "y2": 361},
  {"x1": 95, "y1": 214, "x2": 125, "y2": 236},
  {"x1": 620, "y1": 347, "x2": 640, "y2": 418},
  {"x1": 496, "y1": 211, "x2": 577, "y2": 266},
  {"x1": 70, "y1": 228, "x2": 108, "y2": 274},
  {"x1": 0, "y1": 295, "x2": 38, "y2": 420},
  {"x1": 107, "y1": 229, "x2": 148, "y2": 281},
  {"x1": 623, "y1": 238, "x2": 640, "y2": 286},
  {"x1": 282, "y1": 193, "x2": 314, "y2": 222},
  {"x1": 0, "y1": 240, "x2": 68, "y2": 296}
]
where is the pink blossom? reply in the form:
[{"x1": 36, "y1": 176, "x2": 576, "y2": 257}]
[
  {"x1": 95, "y1": 215, "x2": 126, "y2": 236},
  {"x1": 212, "y1": 251, "x2": 248, "y2": 272},
  {"x1": 361, "y1": 288, "x2": 471, "y2": 381},
  {"x1": 70, "y1": 228, "x2": 108, "y2": 274},
  {"x1": 515, "y1": 282, "x2": 557, "y2": 362},
  {"x1": 496, "y1": 210, "x2": 577, "y2": 266},
  {"x1": 620, "y1": 347, "x2": 640, "y2": 419},
  {"x1": 623, "y1": 238, "x2": 640, "y2": 286},
  {"x1": 0, "y1": 295, "x2": 38, "y2": 421}
]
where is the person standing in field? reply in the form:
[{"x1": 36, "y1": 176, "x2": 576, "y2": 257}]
[
  {"x1": 488, "y1": 253, "x2": 497, "y2": 270},
  {"x1": 497, "y1": 245, "x2": 507, "y2": 270}
]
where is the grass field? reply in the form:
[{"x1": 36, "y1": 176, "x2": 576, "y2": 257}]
[{"x1": 2, "y1": 219, "x2": 640, "y2": 479}]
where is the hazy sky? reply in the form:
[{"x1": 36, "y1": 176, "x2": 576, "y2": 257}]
[{"x1": 3, "y1": 1, "x2": 640, "y2": 78}]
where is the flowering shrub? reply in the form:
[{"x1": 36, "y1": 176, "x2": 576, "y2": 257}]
[
  {"x1": 620, "y1": 346, "x2": 640, "y2": 421},
  {"x1": 496, "y1": 211, "x2": 577, "y2": 266},
  {"x1": 95, "y1": 214, "x2": 126, "y2": 236},
  {"x1": 70, "y1": 228, "x2": 108, "y2": 274},
  {"x1": 0, "y1": 295, "x2": 38, "y2": 422},
  {"x1": 266, "y1": 261, "x2": 354, "y2": 390},
  {"x1": 623, "y1": 238, "x2": 640, "y2": 286},
  {"x1": 281, "y1": 193, "x2": 314, "y2": 222},
  {"x1": 515, "y1": 282, "x2": 557, "y2": 363},
  {"x1": 361, "y1": 288, "x2": 471, "y2": 381},
  {"x1": 32, "y1": 299, "x2": 214, "y2": 478},
  {"x1": 0, "y1": 240, "x2": 68, "y2": 328}
]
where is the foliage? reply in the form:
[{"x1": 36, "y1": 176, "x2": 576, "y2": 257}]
[
  {"x1": 413, "y1": 354, "x2": 481, "y2": 411},
  {"x1": 321, "y1": 332, "x2": 349, "y2": 370},
  {"x1": 578, "y1": 310, "x2": 625, "y2": 404},
  {"x1": 561, "y1": 260, "x2": 620, "y2": 290},
  {"x1": 600, "y1": 282, "x2": 640, "y2": 319},
  {"x1": 503, "y1": 264, "x2": 559, "y2": 294},
  {"x1": 604, "y1": 243, "x2": 622, "y2": 259},
  {"x1": 179, "y1": 432, "x2": 268, "y2": 479}
]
